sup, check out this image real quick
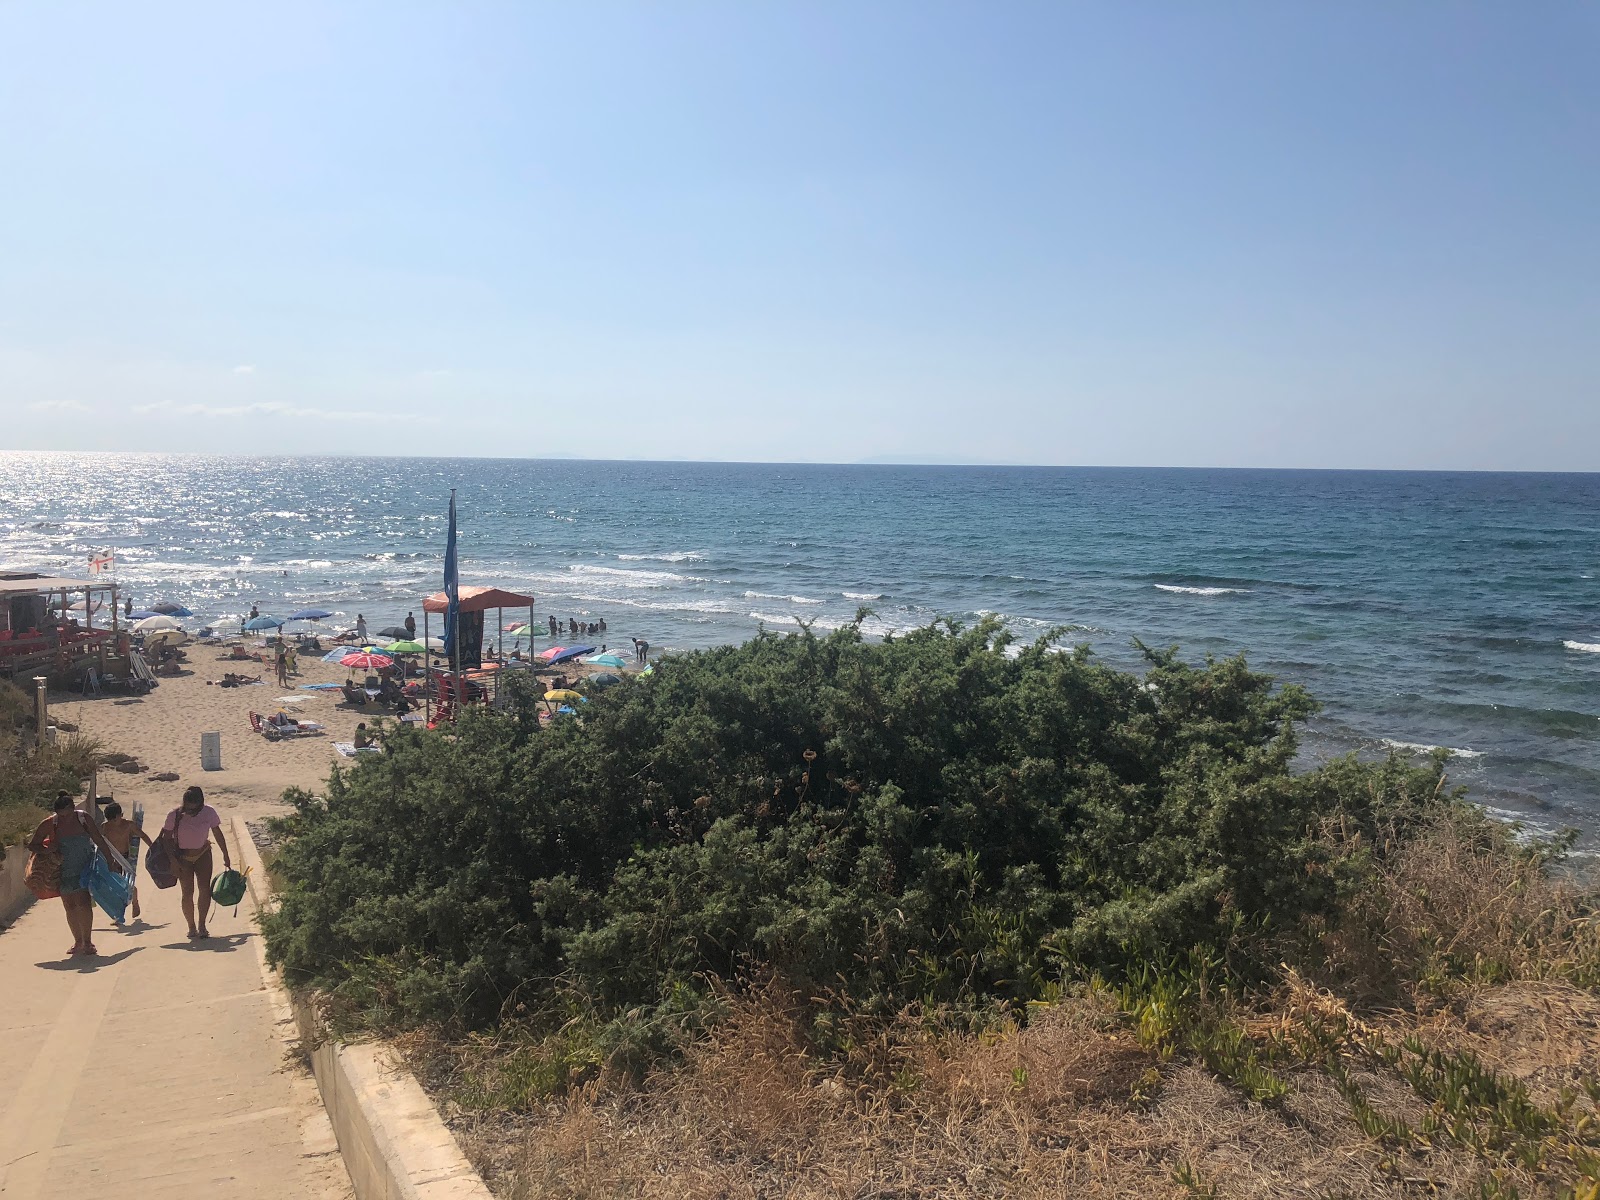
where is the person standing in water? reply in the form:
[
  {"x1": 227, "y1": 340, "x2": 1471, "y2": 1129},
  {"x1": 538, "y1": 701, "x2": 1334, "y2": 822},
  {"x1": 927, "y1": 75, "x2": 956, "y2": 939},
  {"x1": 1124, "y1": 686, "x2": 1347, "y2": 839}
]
[
  {"x1": 404, "y1": 612, "x2": 417, "y2": 639},
  {"x1": 27, "y1": 792, "x2": 118, "y2": 957},
  {"x1": 356, "y1": 613, "x2": 368, "y2": 642},
  {"x1": 101, "y1": 801, "x2": 155, "y2": 920},
  {"x1": 631, "y1": 637, "x2": 649, "y2": 665},
  {"x1": 163, "y1": 786, "x2": 231, "y2": 939}
]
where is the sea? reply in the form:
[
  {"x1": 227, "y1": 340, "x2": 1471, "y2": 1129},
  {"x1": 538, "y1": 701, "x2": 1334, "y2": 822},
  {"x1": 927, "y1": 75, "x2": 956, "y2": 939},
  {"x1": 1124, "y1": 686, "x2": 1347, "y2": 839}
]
[{"x1": 3, "y1": 454, "x2": 1597, "y2": 843}]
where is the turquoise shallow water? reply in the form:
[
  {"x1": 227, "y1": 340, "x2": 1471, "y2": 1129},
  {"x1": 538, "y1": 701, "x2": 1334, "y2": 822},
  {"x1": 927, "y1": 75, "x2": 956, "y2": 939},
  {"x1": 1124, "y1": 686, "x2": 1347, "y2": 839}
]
[{"x1": 3, "y1": 454, "x2": 1598, "y2": 839}]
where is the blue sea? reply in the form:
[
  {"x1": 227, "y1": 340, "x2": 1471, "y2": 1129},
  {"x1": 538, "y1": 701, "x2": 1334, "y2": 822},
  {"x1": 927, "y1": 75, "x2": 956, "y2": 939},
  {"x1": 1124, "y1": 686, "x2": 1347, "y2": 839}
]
[{"x1": 3, "y1": 454, "x2": 1598, "y2": 841}]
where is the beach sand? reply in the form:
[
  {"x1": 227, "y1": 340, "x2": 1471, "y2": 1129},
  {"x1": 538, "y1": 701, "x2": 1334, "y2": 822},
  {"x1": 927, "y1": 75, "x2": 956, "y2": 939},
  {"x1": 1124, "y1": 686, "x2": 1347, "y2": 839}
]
[
  {"x1": 48, "y1": 641, "x2": 631, "y2": 829},
  {"x1": 50, "y1": 644, "x2": 402, "y2": 828}
]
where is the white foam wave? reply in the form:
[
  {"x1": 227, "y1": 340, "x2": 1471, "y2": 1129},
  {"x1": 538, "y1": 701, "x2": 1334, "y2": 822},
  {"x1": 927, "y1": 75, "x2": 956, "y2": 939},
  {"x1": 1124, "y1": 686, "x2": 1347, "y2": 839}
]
[
  {"x1": 617, "y1": 551, "x2": 705, "y2": 563},
  {"x1": 842, "y1": 591, "x2": 884, "y2": 600},
  {"x1": 567, "y1": 564, "x2": 693, "y2": 587},
  {"x1": 1562, "y1": 640, "x2": 1600, "y2": 654},
  {"x1": 1154, "y1": 584, "x2": 1248, "y2": 596},
  {"x1": 743, "y1": 591, "x2": 824, "y2": 605},
  {"x1": 1381, "y1": 739, "x2": 1485, "y2": 759}
]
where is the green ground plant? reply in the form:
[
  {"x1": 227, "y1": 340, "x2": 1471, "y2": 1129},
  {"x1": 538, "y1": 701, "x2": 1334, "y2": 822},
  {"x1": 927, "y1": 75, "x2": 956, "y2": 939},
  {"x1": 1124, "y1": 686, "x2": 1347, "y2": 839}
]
[{"x1": 265, "y1": 618, "x2": 1455, "y2": 1036}]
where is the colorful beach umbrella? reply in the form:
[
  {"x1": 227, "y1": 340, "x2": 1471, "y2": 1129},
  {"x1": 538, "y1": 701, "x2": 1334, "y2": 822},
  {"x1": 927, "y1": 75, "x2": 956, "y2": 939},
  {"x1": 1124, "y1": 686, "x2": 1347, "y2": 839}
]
[
  {"x1": 537, "y1": 645, "x2": 567, "y2": 661},
  {"x1": 543, "y1": 644, "x2": 596, "y2": 665},
  {"x1": 583, "y1": 653, "x2": 628, "y2": 668},
  {"x1": 385, "y1": 640, "x2": 425, "y2": 654},
  {"x1": 244, "y1": 615, "x2": 284, "y2": 631},
  {"x1": 543, "y1": 689, "x2": 584, "y2": 702},
  {"x1": 340, "y1": 651, "x2": 393, "y2": 669}
]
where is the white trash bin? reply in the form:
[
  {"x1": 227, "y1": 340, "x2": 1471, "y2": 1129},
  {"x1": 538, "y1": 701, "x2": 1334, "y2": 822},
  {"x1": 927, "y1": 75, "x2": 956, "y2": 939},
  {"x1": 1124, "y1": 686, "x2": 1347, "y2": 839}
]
[{"x1": 200, "y1": 731, "x2": 222, "y2": 771}]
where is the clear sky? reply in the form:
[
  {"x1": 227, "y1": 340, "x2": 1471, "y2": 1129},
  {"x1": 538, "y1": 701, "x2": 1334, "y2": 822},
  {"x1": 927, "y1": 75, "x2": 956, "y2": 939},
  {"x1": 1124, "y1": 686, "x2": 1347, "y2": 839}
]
[{"x1": 2, "y1": 3, "x2": 1596, "y2": 468}]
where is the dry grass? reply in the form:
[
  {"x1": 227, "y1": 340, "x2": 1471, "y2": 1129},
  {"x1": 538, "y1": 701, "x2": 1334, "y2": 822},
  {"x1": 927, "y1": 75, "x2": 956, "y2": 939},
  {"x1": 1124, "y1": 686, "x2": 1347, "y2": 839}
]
[{"x1": 408, "y1": 817, "x2": 1600, "y2": 1200}]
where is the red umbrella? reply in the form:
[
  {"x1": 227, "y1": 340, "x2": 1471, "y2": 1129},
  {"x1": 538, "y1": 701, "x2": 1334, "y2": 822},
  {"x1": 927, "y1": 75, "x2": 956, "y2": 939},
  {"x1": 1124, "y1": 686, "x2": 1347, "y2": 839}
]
[
  {"x1": 537, "y1": 645, "x2": 566, "y2": 661},
  {"x1": 340, "y1": 651, "x2": 394, "y2": 669}
]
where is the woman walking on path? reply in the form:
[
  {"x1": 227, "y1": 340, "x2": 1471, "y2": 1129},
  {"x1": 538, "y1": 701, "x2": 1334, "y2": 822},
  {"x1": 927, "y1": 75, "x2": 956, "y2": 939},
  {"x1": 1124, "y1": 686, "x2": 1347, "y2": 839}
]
[
  {"x1": 27, "y1": 792, "x2": 118, "y2": 957},
  {"x1": 163, "y1": 786, "x2": 232, "y2": 940}
]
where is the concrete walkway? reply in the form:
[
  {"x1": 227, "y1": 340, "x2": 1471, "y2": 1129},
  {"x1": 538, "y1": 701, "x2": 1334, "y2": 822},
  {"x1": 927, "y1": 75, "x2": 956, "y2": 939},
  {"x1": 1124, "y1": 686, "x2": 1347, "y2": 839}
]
[{"x1": 0, "y1": 870, "x2": 351, "y2": 1198}]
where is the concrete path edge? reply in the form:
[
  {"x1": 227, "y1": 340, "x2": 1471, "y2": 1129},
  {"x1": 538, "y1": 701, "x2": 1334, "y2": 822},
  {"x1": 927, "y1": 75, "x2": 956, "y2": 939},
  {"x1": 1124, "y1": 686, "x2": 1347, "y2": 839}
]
[{"x1": 232, "y1": 815, "x2": 496, "y2": 1200}]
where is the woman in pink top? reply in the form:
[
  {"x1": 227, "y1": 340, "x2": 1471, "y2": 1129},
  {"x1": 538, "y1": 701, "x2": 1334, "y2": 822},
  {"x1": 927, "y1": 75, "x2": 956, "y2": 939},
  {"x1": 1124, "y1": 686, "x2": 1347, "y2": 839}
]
[{"x1": 163, "y1": 786, "x2": 232, "y2": 939}]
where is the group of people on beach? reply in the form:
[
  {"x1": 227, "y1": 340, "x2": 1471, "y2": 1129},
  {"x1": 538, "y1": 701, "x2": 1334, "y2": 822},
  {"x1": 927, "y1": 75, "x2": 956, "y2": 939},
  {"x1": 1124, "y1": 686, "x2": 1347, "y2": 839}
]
[{"x1": 25, "y1": 786, "x2": 232, "y2": 957}]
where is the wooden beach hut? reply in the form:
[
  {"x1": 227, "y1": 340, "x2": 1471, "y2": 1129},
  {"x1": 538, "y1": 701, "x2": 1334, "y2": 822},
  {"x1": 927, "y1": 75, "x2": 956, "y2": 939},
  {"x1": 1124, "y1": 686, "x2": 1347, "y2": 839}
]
[{"x1": 0, "y1": 572, "x2": 123, "y2": 687}]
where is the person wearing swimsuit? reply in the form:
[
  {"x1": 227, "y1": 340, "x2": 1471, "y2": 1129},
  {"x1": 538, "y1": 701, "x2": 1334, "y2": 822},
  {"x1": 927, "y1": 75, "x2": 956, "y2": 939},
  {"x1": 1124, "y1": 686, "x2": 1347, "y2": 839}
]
[
  {"x1": 162, "y1": 786, "x2": 232, "y2": 939},
  {"x1": 27, "y1": 792, "x2": 117, "y2": 957}
]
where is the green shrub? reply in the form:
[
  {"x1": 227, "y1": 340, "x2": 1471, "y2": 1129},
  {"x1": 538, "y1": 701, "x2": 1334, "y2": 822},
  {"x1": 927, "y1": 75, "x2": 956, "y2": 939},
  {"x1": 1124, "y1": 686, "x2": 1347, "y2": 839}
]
[{"x1": 263, "y1": 619, "x2": 1455, "y2": 1031}]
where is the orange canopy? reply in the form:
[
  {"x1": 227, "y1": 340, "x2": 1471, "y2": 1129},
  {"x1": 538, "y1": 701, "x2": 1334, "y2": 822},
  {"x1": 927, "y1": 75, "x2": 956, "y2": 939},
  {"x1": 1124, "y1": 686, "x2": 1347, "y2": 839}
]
[{"x1": 422, "y1": 586, "x2": 537, "y2": 614}]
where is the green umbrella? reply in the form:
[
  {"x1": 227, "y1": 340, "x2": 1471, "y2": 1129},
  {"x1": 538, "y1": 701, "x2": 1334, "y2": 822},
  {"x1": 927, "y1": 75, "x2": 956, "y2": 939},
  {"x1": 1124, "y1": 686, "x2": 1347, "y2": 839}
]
[{"x1": 385, "y1": 640, "x2": 425, "y2": 653}]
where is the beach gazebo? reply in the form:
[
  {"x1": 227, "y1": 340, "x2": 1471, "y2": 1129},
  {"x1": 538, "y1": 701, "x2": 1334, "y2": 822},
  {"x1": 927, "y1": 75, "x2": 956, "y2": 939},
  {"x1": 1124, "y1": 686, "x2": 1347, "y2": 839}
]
[{"x1": 421, "y1": 584, "x2": 536, "y2": 720}]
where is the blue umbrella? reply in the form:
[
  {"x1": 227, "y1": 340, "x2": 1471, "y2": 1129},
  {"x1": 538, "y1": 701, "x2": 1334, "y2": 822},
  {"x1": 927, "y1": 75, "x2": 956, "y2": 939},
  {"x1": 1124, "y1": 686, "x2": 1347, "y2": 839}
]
[
  {"x1": 128, "y1": 609, "x2": 162, "y2": 621},
  {"x1": 288, "y1": 607, "x2": 335, "y2": 622},
  {"x1": 545, "y1": 644, "x2": 597, "y2": 665},
  {"x1": 150, "y1": 602, "x2": 194, "y2": 617},
  {"x1": 244, "y1": 615, "x2": 285, "y2": 631}
]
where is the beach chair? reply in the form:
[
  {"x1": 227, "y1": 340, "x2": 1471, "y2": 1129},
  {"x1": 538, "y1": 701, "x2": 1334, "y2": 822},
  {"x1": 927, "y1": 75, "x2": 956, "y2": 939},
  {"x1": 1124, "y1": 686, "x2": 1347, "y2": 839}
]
[
  {"x1": 80, "y1": 667, "x2": 102, "y2": 697},
  {"x1": 128, "y1": 650, "x2": 157, "y2": 694}
]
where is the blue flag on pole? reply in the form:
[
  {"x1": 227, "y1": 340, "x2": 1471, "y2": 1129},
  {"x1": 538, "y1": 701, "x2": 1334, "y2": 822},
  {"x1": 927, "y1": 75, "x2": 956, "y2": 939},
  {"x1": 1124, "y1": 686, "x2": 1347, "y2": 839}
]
[{"x1": 443, "y1": 489, "x2": 460, "y2": 663}]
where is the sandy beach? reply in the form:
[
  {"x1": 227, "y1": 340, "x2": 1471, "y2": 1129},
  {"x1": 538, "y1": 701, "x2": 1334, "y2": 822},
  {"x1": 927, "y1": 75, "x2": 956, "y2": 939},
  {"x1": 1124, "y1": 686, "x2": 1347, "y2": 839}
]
[
  {"x1": 52, "y1": 644, "x2": 421, "y2": 827},
  {"x1": 48, "y1": 639, "x2": 629, "y2": 830}
]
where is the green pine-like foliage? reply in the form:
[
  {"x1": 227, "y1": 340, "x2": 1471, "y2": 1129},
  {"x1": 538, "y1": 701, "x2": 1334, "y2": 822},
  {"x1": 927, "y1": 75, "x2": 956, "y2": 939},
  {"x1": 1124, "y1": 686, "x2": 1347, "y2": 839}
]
[{"x1": 262, "y1": 619, "x2": 1450, "y2": 1030}]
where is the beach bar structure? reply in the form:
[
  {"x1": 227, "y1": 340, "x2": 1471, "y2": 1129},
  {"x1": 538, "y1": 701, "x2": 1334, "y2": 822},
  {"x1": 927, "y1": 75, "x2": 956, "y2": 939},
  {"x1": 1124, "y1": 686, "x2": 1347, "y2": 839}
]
[
  {"x1": 0, "y1": 572, "x2": 122, "y2": 686},
  {"x1": 421, "y1": 584, "x2": 536, "y2": 722}
]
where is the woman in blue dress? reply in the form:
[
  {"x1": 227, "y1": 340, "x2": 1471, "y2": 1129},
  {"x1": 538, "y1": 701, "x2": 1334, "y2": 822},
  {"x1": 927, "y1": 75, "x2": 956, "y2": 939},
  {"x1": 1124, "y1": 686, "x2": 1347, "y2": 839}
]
[{"x1": 27, "y1": 792, "x2": 117, "y2": 957}]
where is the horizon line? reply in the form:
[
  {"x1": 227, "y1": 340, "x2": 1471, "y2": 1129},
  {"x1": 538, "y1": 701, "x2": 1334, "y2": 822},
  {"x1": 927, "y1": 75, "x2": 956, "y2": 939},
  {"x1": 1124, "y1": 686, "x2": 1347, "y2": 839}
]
[{"x1": 1, "y1": 449, "x2": 1597, "y2": 476}]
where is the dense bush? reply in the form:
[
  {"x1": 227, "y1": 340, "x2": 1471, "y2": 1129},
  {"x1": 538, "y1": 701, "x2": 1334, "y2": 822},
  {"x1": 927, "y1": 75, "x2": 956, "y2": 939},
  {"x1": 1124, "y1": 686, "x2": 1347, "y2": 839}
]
[{"x1": 263, "y1": 619, "x2": 1453, "y2": 1030}]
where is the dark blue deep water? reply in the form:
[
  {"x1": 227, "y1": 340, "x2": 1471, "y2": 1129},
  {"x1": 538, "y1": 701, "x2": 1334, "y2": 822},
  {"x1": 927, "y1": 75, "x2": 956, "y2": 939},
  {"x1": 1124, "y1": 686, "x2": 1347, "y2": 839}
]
[{"x1": 3, "y1": 455, "x2": 1598, "y2": 840}]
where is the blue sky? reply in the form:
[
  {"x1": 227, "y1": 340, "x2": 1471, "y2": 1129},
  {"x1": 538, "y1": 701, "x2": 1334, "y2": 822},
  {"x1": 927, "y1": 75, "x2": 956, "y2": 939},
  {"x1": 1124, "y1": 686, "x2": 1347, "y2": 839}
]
[{"x1": 2, "y1": 3, "x2": 1596, "y2": 468}]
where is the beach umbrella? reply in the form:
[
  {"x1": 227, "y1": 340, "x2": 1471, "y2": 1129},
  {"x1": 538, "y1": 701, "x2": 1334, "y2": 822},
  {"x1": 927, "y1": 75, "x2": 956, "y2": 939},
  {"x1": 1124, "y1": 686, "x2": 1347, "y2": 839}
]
[
  {"x1": 287, "y1": 607, "x2": 335, "y2": 622},
  {"x1": 544, "y1": 689, "x2": 584, "y2": 703},
  {"x1": 589, "y1": 672, "x2": 622, "y2": 687},
  {"x1": 385, "y1": 640, "x2": 425, "y2": 654},
  {"x1": 244, "y1": 615, "x2": 284, "y2": 631},
  {"x1": 150, "y1": 602, "x2": 193, "y2": 617},
  {"x1": 128, "y1": 609, "x2": 162, "y2": 621},
  {"x1": 145, "y1": 628, "x2": 188, "y2": 646},
  {"x1": 583, "y1": 653, "x2": 628, "y2": 668},
  {"x1": 321, "y1": 647, "x2": 357, "y2": 662},
  {"x1": 376, "y1": 625, "x2": 409, "y2": 639},
  {"x1": 340, "y1": 651, "x2": 393, "y2": 669},
  {"x1": 545, "y1": 645, "x2": 596, "y2": 666},
  {"x1": 132, "y1": 615, "x2": 181, "y2": 633},
  {"x1": 537, "y1": 645, "x2": 567, "y2": 661}
]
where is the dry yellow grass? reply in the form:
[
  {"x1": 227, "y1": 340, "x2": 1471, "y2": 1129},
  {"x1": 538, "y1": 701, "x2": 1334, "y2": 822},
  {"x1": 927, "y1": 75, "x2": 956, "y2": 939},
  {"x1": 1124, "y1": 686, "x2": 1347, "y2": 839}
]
[{"x1": 413, "y1": 817, "x2": 1600, "y2": 1200}]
